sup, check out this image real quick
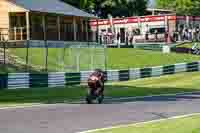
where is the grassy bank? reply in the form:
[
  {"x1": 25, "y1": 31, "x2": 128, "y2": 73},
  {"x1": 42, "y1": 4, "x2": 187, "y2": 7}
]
[
  {"x1": 92, "y1": 114, "x2": 200, "y2": 133},
  {"x1": 176, "y1": 42, "x2": 200, "y2": 49},
  {"x1": 5, "y1": 48, "x2": 200, "y2": 73}
]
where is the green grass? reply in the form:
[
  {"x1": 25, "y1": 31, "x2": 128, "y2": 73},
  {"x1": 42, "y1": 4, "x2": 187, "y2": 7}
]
[
  {"x1": 9, "y1": 48, "x2": 106, "y2": 72},
  {"x1": 0, "y1": 72, "x2": 200, "y2": 105},
  {"x1": 0, "y1": 64, "x2": 25, "y2": 74},
  {"x1": 106, "y1": 49, "x2": 200, "y2": 69},
  {"x1": 176, "y1": 42, "x2": 200, "y2": 49},
  {"x1": 7, "y1": 48, "x2": 200, "y2": 72},
  {"x1": 91, "y1": 114, "x2": 200, "y2": 133}
]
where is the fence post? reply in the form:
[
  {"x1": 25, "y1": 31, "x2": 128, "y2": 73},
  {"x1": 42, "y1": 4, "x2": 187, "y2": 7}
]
[
  {"x1": 76, "y1": 51, "x2": 80, "y2": 72},
  {"x1": 104, "y1": 46, "x2": 107, "y2": 71},
  {"x1": 62, "y1": 48, "x2": 66, "y2": 71},
  {"x1": 45, "y1": 41, "x2": 48, "y2": 72},
  {"x1": 90, "y1": 48, "x2": 94, "y2": 70},
  {"x1": 26, "y1": 40, "x2": 29, "y2": 71},
  {"x1": 3, "y1": 41, "x2": 6, "y2": 66}
]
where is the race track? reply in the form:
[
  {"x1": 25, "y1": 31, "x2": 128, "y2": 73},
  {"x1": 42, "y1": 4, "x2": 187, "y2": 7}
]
[{"x1": 0, "y1": 92, "x2": 200, "y2": 133}]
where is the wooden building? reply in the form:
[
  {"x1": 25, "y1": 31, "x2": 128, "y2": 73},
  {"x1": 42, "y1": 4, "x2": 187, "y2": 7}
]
[{"x1": 0, "y1": 0, "x2": 97, "y2": 47}]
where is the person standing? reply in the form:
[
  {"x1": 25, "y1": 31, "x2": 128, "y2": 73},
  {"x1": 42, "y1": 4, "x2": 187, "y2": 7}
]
[
  {"x1": 144, "y1": 24, "x2": 149, "y2": 41},
  {"x1": 154, "y1": 29, "x2": 158, "y2": 42}
]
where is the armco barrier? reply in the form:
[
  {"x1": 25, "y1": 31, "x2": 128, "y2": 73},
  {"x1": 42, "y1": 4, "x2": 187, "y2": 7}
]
[
  {"x1": 30, "y1": 73, "x2": 48, "y2": 88},
  {"x1": 0, "y1": 61, "x2": 200, "y2": 89},
  {"x1": 8, "y1": 73, "x2": 29, "y2": 89},
  {"x1": 48, "y1": 72, "x2": 65, "y2": 88},
  {"x1": 0, "y1": 74, "x2": 7, "y2": 89},
  {"x1": 65, "y1": 72, "x2": 81, "y2": 85}
]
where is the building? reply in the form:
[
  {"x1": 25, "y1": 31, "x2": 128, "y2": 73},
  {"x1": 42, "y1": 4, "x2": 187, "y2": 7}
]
[
  {"x1": 0, "y1": 0, "x2": 97, "y2": 47},
  {"x1": 90, "y1": 15, "x2": 200, "y2": 44},
  {"x1": 145, "y1": 8, "x2": 174, "y2": 16}
]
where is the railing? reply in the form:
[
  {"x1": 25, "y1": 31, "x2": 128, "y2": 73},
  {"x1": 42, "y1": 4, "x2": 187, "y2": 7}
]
[
  {"x1": 0, "y1": 28, "x2": 9, "y2": 41},
  {"x1": 134, "y1": 33, "x2": 166, "y2": 43},
  {"x1": 0, "y1": 61, "x2": 200, "y2": 89},
  {"x1": 9, "y1": 27, "x2": 27, "y2": 41},
  {"x1": 99, "y1": 33, "x2": 167, "y2": 46},
  {"x1": 0, "y1": 27, "x2": 97, "y2": 42}
]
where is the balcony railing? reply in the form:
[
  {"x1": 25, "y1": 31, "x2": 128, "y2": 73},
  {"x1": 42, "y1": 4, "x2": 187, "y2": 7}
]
[
  {"x1": 9, "y1": 27, "x2": 27, "y2": 41},
  {"x1": 0, "y1": 27, "x2": 97, "y2": 42}
]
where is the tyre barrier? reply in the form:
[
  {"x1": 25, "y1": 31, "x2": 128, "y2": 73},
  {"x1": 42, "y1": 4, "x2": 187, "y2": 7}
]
[{"x1": 0, "y1": 61, "x2": 200, "y2": 89}]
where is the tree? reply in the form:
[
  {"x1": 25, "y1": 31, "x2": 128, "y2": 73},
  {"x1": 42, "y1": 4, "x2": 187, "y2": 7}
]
[
  {"x1": 156, "y1": 0, "x2": 175, "y2": 9},
  {"x1": 62, "y1": 0, "x2": 80, "y2": 8},
  {"x1": 156, "y1": 0, "x2": 200, "y2": 16},
  {"x1": 62, "y1": 0, "x2": 148, "y2": 18},
  {"x1": 176, "y1": 0, "x2": 192, "y2": 15},
  {"x1": 126, "y1": 0, "x2": 148, "y2": 16},
  {"x1": 189, "y1": 0, "x2": 200, "y2": 16},
  {"x1": 102, "y1": 0, "x2": 148, "y2": 17}
]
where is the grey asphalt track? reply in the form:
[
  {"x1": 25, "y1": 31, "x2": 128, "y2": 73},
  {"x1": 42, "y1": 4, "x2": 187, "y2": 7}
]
[{"x1": 0, "y1": 92, "x2": 200, "y2": 133}]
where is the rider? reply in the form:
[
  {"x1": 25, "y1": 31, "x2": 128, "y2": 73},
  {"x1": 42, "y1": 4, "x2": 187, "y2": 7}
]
[{"x1": 87, "y1": 69, "x2": 105, "y2": 96}]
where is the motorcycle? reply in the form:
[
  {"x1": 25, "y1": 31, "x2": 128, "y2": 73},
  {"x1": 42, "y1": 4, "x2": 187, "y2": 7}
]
[{"x1": 86, "y1": 70, "x2": 105, "y2": 104}]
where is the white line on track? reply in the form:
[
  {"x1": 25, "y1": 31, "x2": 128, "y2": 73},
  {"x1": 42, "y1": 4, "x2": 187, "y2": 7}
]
[
  {"x1": 79, "y1": 113, "x2": 200, "y2": 133},
  {"x1": 0, "y1": 103, "x2": 81, "y2": 110},
  {"x1": 0, "y1": 104, "x2": 49, "y2": 110}
]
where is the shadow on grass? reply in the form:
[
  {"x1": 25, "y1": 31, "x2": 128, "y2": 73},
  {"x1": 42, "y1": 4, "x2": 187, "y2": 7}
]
[
  {"x1": 0, "y1": 84, "x2": 200, "y2": 105},
  {"x1": 0, "y1": 63, "x2": 40, "y2": 74}
]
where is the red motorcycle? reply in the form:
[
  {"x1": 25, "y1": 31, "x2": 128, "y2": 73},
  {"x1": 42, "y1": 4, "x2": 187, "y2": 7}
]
[{"x1": 86, "y1": 69, "x2": 105, "y2": 104}]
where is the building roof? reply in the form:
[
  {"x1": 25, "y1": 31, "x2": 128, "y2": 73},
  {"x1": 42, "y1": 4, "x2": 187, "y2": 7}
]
[
  {"x1": 9, "y1": 0, "x2": 95, "y2": 18},
  {"x1": 146, "y1": 8, "x2": 174, "y2": 12}
]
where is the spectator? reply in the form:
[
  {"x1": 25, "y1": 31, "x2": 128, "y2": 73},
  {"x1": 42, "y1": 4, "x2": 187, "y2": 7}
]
[
  {"x1": 144, "y1": 24, "x2": 149, "y2": 41},
  {"x1": 117, "y1": 32, "x2": 120, "y2": 43},
  {"x1": 125, "y1": 31, "x2": 129, "y2": 45},
  {"x1": 154, "y1": 29, "x2": 158, "y2": 41},
  {"x1": 188, "y1": 28, "x2": 192, "y2": 41},
  {"x1": 192, "y1": 28, "x2": 196, "y2": 42}
]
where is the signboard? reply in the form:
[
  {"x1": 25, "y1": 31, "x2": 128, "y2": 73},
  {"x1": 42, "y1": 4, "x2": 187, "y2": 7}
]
[{"x1": 89, "y1": 15, "x2": 176, "y2": 26}]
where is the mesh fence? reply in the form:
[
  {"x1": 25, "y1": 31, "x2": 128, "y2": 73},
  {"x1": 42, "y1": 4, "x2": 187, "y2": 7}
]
[
  {"x1": 0, "y1": 47, "x2": 106, "y2": 73},
  {"x1": 64, "y1": 48, "x2": 106, "y2": 72}
]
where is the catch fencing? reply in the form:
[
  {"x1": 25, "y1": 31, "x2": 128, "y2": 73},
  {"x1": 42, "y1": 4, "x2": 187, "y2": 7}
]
[
  {"x1": 0, "y1": 61, "x2": 200, "y2": 89},
  {"x1": 0, "y1": 47, "x2": 106, "y2": 73}
]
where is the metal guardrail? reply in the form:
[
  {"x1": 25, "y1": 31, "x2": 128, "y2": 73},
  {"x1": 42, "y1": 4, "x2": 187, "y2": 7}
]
[{"x1": 0, "y1": 61, "x2": 200, "y2": 89}]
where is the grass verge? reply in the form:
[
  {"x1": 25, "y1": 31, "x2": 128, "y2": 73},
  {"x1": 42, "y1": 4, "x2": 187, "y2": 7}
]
[
  {"x1": 0, "y1": 72, "x2": 200, "y2": 105},
  {"x1": 176, "y1": 42, "x2": 200, "y2": 49},
  {"x1": 91, "y1": 114, "x2": 200, "y2": 133},
  {"x1": 5, "y1": 48, "x2": 200, "y2": 73}
]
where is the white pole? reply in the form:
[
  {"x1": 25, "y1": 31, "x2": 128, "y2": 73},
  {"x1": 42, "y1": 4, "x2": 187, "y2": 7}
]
[
  {"x1": 20, "y1": 27, "x2": 23, "y2": 40},
  {"x1": 26, "y1": 12, "x2": 30, "y2": 40},
  {"x1": 73, "y1": 16, "x2": 77, "y2": 41},
  {"x1": 76, "y1": 49, "x2": 80, "y2": 72},
  {"x1": 57, "y1": 16, "x2": 61, "y2": 40},
  {"x1": 14, "y1": 27, "x2": 17, "y2": 40},
  {"x1": 90, "y1": 48, "x2": 94, "y2": 70}
]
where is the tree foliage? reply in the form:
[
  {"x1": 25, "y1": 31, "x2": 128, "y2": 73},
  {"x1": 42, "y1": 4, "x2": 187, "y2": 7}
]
[
  {"x1": 156, "y1": 0, "x2": 200, "y2": 16},
  {"x1": 61, "y1": 0, "x2": 148, "y2": 18}
]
